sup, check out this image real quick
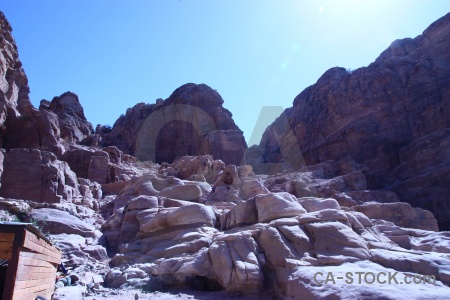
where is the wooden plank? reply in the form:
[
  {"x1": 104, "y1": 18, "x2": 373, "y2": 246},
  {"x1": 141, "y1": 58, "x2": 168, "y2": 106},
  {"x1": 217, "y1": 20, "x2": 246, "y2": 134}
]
[
  {"x1": 0, "y1": 241, "x2": 13, "y2": 251},
  {"x1": 0, "y1": 233, "x2": 15, "y2": 242},
  {"x1": 22, "y1": 234, "x2": 61, "y2": 261},
  {"x1": 14, "y1": 276, "x2": 55, "y2": 290},
  {"x1": 16, "y1": 267, "x2": 55, "y2": 278},
  {"x1": 2, "y1": 228, "x2": 25, "y2": 300},
  {"x1": 23, "y1": 235, "x2": 58, "y2": 255},
  {"x1": 18, "y1": 249, "x2": 60, "y2": 265},
  {"x1": 23, "y1": 231, "x2": 60, "y2": 254},
  {"x1": 16, "y1": 265, "x2": 56, "y2": 277},
  {"x1": 22, "y1": 240, "x2": 61, "y2": 262},
  {"x1": 0, "y1": 249, "x2": 12, "y2": 260},
  {"x1": 22, "y1": 242, "x2": 61, "y2": 262},
  {"x1": 15, "y1": 270, "x2": 55, "y2": 281},
  {"x1": 17, "y1": 256, "x2": 57, "y2": 269},
  {"x1": 12, "y1": 281, "x2": 54, "y2": 299},
  {"x1": 16, "y1": 266, "x2": 56, "y2": 275}
]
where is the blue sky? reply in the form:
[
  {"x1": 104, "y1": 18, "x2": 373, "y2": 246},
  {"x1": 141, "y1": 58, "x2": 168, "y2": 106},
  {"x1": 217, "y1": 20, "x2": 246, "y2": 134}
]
[{"x1": 1, "y1": 1, "x2": 449, "y2": 146}]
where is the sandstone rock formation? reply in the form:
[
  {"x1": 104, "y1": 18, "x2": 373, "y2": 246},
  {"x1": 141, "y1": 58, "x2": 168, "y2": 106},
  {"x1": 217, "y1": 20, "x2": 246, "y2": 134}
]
[
  {"x1": 1, "y1": 8, "x2": 450, "y2": 300},
  {"x1": 0, "y1": 148, "x2": 79, "y2": 203},
  {"x1": 100, "y1": 158, "x2": 450, "y2": 299},
  {"x1": 40, "y1": 91, "x2": 94, "y2": 144},
  {"x1": 386, "y1": 127, "x2": 450, "y2": 230},
  {"x1": 100, "y1": 83, "x2": 247, "y2": 165},
  {"x1": 256, "y1": 12, "x2": 450, "y2": 229}
]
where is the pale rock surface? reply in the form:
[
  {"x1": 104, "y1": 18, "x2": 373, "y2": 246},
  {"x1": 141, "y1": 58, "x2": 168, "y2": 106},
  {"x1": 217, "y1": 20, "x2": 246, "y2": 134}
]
[
  {"x1": 209, "y1": 234, "x2": 263, "y2": 294},
  {"x1": 27, "y1": 208, "x2": 97, "y2": 238},
  {"x1": 255, "y1": 192, "x2": 306, "y2": 223},
  {"x1": 52, "y1": 285, "x2": 85, "y2": 300},
  {"x1": 298, "y1": 197, "x2": 341, "y2": 212},
  {"x1": 158, "y1": 184, "x2": 202, "y2": 201},
  {"x1": 281, "y1": 261, "x2": 450, "y2": 300}
]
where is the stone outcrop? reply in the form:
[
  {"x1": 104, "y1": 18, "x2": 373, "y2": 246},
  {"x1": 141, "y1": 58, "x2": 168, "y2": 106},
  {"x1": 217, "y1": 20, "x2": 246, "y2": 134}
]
[
  {"x1": 386, "y1": 127, "x2": 450, "y2": 230},
  {"x1": 0, "y1": 148, "x2": 79, "y2": 203},
  {"x1": 1, "y1": 9, "x2": 450, "y2": 300},
  {"x1": 62, "y1": 144, "x2": 145, "y2": 185},
  {"x1": 352, "y1": 202, "x2": 439, "y2": 231},
  {"x1": 159, "y1": 155, "x2": 225, "y2": 184},
  {"x1": 100, "y1": 83, "x2": 247, "y2": 165},
  {"x1": 256, "y1": 13, "x2": 450, "y2": 229},
  {"x1": 40, "y1": 91, "x2": 94, "y2": 144}
]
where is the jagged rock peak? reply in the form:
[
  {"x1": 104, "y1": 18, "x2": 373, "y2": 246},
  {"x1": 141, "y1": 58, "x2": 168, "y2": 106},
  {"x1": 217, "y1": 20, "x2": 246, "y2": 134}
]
[
  {"x1": 100, "y1": 82, "x2": 246, "y2": 165},
  {"x1": 40, "y1": 91, "x2": 94, "y2": 143},
  {"x1": 167, "y1": 83, "x2": 225, "y2": 106},
  {"x1": 47, "y1": 91, "x2": 88, "y2": 120}
]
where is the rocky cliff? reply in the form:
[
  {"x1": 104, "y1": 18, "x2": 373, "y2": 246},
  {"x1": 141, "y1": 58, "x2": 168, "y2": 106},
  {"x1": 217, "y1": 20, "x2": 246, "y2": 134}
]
[
  {"x1": 99, "y1": 83, "x2": 247, "y2": 165},
  {"x1": 0, "y1": 12, "x2": 68, "y2": 156},
  {"x1": 1, "y1": 8, "x2": 450, "y2": 300},
  {"x1": 257, "y1": 12, "x2": 450, "y2": 229}
]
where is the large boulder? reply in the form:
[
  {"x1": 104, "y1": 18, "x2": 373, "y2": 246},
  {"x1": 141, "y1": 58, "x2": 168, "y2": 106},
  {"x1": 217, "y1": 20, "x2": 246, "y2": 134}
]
[
  {"x1": 209, "y1": 235, "x2": 263, "y2": 294},
  {"x1": 281, "y1": 261, "x2": 450, "y2": 300},
  {"x1": 27, "y1": 208, "x2": 97, "y2": 238},
  {"x1": 158, "y1": 184, "x2": 202, "y2": 202},
  {"x1": 255, "y1": 192, "x2": 306, "y2": 223},
  {"x1": 159, "y1": 155, "x2": 224, "y2": 184}
]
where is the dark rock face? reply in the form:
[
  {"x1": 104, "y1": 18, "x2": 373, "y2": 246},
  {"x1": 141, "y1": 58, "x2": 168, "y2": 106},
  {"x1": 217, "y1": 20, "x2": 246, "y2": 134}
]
[
  {"x1": 41, "y1": 91, "x2": 94, "y2": 143},
  {"x1": 386, "y1": 128, "x2": 450, "y2": 230},
  {"x1": 258, "y1": 13, "x2": 450, "y2": 229},
  {"x1": 100, "y1": 83, "x2": 247, "y2": 165},
  {"x1": 62, "y1": 145, "x2": 109, "y2": 181},
  {"x1": 0, "y1": 148, "x2": 79, "y2": 203}
]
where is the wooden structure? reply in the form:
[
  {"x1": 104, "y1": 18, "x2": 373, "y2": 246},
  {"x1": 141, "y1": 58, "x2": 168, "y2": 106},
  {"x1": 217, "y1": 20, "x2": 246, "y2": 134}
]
[{"x1": 0, "y1": 223, "x2": 61, "y2": 300}]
